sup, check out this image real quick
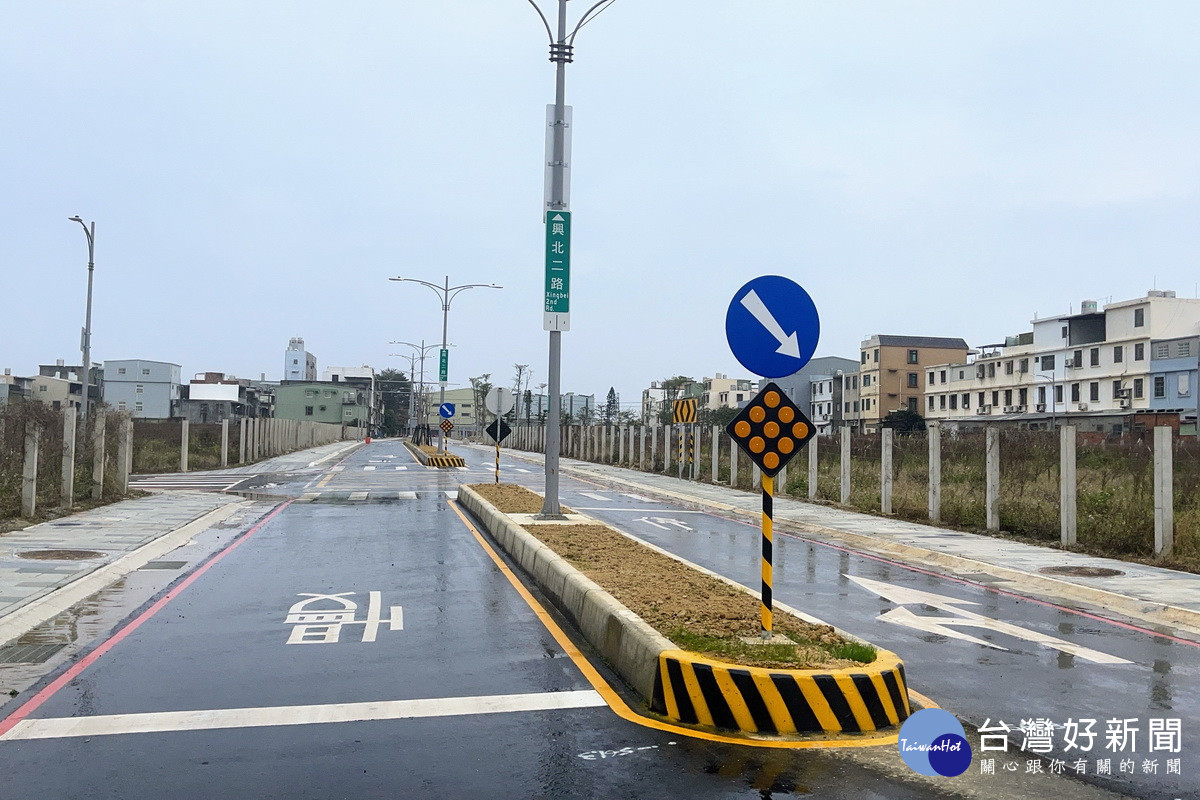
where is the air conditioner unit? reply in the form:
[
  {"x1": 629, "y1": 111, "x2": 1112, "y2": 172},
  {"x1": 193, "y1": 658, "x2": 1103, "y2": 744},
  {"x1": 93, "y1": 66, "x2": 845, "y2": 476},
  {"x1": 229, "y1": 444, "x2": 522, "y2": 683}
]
[
  {"x1": 1117, "y1": 388, "x2": 1132, "y2": 399},
  {"x1": 1035, "y1": 403, "x2": 1047, "y2": 412},
  {"x1": 1003, "y1": 405, "x2": 1015, "y2": 413},
  {"x1": 1015, "y1": 405, "x2": 1027, "y2": 413},
  {"x1": 1077, "y1": 403, "x2": 1089, "y2": 411},
  {"x1": 979, "y1": 405, "x2": 992, "y2": 415},
  {"x1": 1119, "y1": 399, "x2": 1131, "y2": 409}
]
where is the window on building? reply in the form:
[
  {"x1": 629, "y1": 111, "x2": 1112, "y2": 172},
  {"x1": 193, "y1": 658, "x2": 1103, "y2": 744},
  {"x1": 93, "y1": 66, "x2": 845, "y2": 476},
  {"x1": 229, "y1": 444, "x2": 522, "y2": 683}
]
[
  {"x1": 305, "y1": 389, "x2": 315, "y2": 398},
  {"x1": 1042, "y1": 354, "x2": 1055, "y2": 370},
  {"x1": 319, "y1": 405, "x2": 327, "y2": 412},
  {"x1": 1089, "y1": 383, "x2": 1099, "y2": 402},
  {"x1": 118, "y1": 368, "x2": 126, "y2": 375},
  {"x1": 736, "y1": 393, "x2": 744, "y2": 401},
  {"x1": 345, "y1": 409, "x2": 354, "y2": 417},
  {"x1": 1071, "y1": 383, "x2": 1080, "y2": 402},
  {"x1": 907, "y1": 349, "x2": 918, "y2": 364},
  {"x1": 1038, "y1": 386, "x2": 1046, "y2": 405},
  {"x1": 852, "y1": 401, "x2": 859, "y2": 412},
  {"x1": 1135, "y1": 343, "x2": 1145, "y2": 361},
  {"x1": 1134, "y1": 308, "x2": 1145, "y2": 327},
  {"x1": 928, "y1": 372, "x2": 935, "y2": 385},
  {"x1": 940, "y1": 370, "x2": 947, "y2": 383},
  {"x1": 1061, "y1": 326, "x2": 1068, "y2": 338},
  {"x1": 874, "y1": 349, "x2": 880, "y2": 362},
  {"x1": 1179, "y1": 342, "x2": 1192, "y2": 358},
  {"x1": 292, "y1": 359, "x2": 298, "y2": 365},
  {"x1": 1155, "y1": 343, "x2": 1170, "y2": 359},
  {"x1": 1005, "y1": 361, "x2": 1014, "y2": 375},
  {"x1": 863, "y1": 375, "x2": 871, "y2": 387},
  {"x1": 1112, "y1": 380, "x2": 1123, "y2": 398},
  {"x1": 861, "y1": 352, "x2": 867, "y2": 365},
  {"x1": 1019, "y1": 388, "x2": 1028, "y2": 405},
  {"x1": 976, "y1": 364, "x2": 985, "y2": 379},
  {"x1": 928, "y1": 397, "x2": 935, "y2": 411},
  {"x1": 987, "y1": 363, "x2": 996, "y2": 378},
  {"x1": 1179, "y1": 374, "x2": 1191, "y2": 397},
  {"x1": 991, "y1": 390, "x2": 999, "y2": 406},
  {"x1": 135, "y1": 384, "x2": 144, "y2": 394},
  {"x1": 38, "y1": 385, "x2": 46, "y2": 392},
  {"x1": 949, "y1": 395, "x2": 957, "y2": 410},
  {"x1": 118, "y1": 400, "x2": 126, "y2": 410},
  {"x1": 1090, "y1": 348, "x2": 1100, "y2": 367},
  {"x1": 1072, "y1": 350, "x2": 1083, "y2": 368},
  {"x1": 852, "y1": 376, "x2": 858, "y2": 389},
  {"x1": 142, "y1": 368, "x2": 150, "y2": 375},
  {"x1": 1055, "y1": 385, "x2": 1063, "y2": 403},
  {"x1": 978, "y1": 392, "x2": 986, "y2": 407},
  {"x1": 1004, "y1": 389, "x2": 1013, "y2": 406},
  {"x1": 1153, "y1": 376, "x2": 1166, "y2": 398},
  {"x1": 305, "y1": 406, "x2": 313, "y2": 416},
  {"x1": 908, "y1": 373, "x2": 919, "y2": 388},
  {"x1": 1133, "y1": 378, "x2": 1144, "y2": 398},
  {"x1": 1019, "y1": 359, "x2": 1028, "y2": 374},
  {"x1": 845, "y1": 402, "x2": 850, "y2": 413},
  {"x1": 908, "y1": 398, "x2": 918, "y2": 412},
  {"x1": 1113, "y1": 345, "x2": 1123, "y2": 363},
  {"x1": 135, "y1": 402, "x2": 143, "y2": 412},
  {"x1": 962, "y1": 393, "x2": 970, "y2": 409}
]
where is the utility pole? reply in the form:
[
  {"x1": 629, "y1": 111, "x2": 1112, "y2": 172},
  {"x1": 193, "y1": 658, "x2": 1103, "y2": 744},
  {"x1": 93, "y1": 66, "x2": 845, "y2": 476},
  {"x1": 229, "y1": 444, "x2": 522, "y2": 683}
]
[
  {"x1": 68, "y1": 216, "x2": 95, "y2": 417},
  {"x1": 527, "y1": 0, "x2": 615, "y2": 518}
]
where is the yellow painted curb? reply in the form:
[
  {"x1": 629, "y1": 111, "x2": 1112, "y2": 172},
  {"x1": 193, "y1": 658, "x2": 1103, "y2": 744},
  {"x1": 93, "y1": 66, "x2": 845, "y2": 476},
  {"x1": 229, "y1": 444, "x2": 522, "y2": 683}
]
[{"x1": 654, "y1": 648, "x2": 910, "y2": 735}]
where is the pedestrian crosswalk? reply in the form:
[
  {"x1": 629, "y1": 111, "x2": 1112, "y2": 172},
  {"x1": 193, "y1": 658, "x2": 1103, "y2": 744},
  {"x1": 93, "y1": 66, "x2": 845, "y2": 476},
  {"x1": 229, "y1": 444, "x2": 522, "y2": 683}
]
[
  {"x1": 129, "y1": 474, "x2": 252, "y2": 492},
  {"x1": 294, "y1": 490, "x2": 457, "y2": 504}
]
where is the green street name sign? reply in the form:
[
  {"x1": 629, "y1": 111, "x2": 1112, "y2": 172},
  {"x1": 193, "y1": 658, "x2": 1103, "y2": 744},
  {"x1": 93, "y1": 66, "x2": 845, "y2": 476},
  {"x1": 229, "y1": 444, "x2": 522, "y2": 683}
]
[
  {"x1": 544, "y1": 211, "x2": 570, "y2": 332},
  {"x1": 439, "y1": 348, "x2": 448, "y2": 383}
]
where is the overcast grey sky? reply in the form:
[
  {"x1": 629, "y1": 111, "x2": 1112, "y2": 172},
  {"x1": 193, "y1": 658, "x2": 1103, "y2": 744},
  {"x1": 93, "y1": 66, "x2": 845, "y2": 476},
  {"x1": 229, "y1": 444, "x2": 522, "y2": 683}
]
[{"x1": 3, "y1": 2, "x2": 1198, "y2": 410}]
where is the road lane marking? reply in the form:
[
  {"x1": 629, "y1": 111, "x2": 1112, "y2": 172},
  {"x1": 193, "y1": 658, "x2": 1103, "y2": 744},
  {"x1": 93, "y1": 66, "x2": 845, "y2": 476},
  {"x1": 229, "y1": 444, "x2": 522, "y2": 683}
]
[
  {"x1": 447, "y1": 500, "x2": 902, "y2": 750},
  {"x1": 846, "y1": 574, "x2": 1133, "y2": 665},
  {"x1": 579, "y1": 492, "x2": 609, "y2": 501},
  {"x1": 349, "y1": 491, "x2": 369, "y2": 501},
  {"x1": 394, "y1": 466, "x2": 408, "y2": 470},
  {"x1": 363, "y1": 466, "x2": 376, "y2": 471},
  {"x1": 621, "y1": 493, "x2": 657, "y2": 503},
  {"x1": 397, "y1": 491, "x2": 418, "y2": 500},
  {"x1": 0, "y1": 690, "x2": 607, "y2": 741}
]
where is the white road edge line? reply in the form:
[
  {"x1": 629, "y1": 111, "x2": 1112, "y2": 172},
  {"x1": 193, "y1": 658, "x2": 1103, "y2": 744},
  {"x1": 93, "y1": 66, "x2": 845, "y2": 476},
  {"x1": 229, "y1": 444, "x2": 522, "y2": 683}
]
[{"x1": 1, "y1": 690, "x2": 606, "y2": 740}]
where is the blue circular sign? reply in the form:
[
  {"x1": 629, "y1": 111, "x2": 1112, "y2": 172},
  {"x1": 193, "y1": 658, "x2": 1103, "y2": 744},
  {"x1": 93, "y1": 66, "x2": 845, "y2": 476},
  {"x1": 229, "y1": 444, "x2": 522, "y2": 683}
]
[
  {"x1": 439, "y1": 403, "x2": 456, "y2": 419},
  {"x1": 725, "y1": 276, "x2": 820, "y2": 378}
]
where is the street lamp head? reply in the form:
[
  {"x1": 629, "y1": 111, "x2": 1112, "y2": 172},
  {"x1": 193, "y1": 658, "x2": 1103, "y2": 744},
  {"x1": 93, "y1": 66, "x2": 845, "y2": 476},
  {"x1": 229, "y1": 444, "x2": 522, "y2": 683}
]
[{"x1": 68, "y1": 215, "x2": 82, "y2": 222}]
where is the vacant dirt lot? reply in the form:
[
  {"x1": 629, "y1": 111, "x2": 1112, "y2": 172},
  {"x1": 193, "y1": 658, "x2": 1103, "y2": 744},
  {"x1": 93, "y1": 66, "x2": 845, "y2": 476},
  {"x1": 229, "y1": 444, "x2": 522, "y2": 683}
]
[{"x1": 468, "y1": 483, "x2": 867, "y2": 669}]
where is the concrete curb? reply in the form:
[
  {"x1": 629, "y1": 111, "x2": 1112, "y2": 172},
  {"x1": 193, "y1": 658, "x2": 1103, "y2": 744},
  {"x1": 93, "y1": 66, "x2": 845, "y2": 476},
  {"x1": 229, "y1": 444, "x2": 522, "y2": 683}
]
[
  {"x1": 457, "y1": 484, "x2": 909, "y2": 735},
  {"x1": 402, "y1": 440, "x2": 466, "y2": 468}
]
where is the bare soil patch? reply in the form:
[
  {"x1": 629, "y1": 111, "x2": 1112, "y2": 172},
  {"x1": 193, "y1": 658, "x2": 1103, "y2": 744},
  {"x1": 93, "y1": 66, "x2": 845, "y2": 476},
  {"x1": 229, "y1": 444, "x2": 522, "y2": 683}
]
[{"x1": 468, "y1": 483, "x2": 870, "y2": 669}]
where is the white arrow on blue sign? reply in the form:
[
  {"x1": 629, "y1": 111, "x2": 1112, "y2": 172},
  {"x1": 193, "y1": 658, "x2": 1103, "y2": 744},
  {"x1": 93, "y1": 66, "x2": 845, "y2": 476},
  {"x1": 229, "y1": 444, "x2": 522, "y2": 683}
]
[
  {"x1": 439, "y1": 403, "x2": 456, "y2": 419},
  {"x1": 725, "y1": 275, "x2": 820, "y2": 378}
]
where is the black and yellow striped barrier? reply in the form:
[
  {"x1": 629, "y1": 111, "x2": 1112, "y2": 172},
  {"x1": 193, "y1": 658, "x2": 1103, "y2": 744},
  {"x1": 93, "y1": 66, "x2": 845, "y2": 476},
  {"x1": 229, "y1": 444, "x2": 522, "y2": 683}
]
[
  {"x1": 652, "y1": 649, "x2": 910, "y2": 734},
  {"x1": 424, "y1": 453, "x2": 466, "y2": 468}
]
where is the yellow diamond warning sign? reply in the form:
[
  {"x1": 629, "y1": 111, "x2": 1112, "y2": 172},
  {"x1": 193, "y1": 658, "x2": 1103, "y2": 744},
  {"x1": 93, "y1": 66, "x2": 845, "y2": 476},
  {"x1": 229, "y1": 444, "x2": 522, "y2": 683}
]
[{"x1": 725, "y1": 382, "x2": 814, "y2": 477}]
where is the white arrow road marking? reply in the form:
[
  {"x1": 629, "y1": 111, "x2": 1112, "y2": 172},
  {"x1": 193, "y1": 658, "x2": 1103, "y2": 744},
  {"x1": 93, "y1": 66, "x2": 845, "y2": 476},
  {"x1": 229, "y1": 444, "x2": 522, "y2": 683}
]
[
  {"x1": 636, "y1": 517, "x2": 693, "y2": 531},
  {"x1": 740, "y1": 289, "x2": 802, "y2": 359},
  {"x1": 846, "y1": 575, "x2": 1132, "y2": 665},
  {"x1": 579, "y1": 492, "x2": 610, "y2": 502},
  {"x1": 635, "y1": 516, "x2": 669, "y2": 530}
]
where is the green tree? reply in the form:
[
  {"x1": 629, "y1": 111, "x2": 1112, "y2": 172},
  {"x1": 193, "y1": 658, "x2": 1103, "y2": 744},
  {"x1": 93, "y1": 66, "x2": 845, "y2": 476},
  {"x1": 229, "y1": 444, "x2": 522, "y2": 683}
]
[
  {"x1": 656, "y1": 375, "x2": 695, "y2": 425},
  {"x1": 469, "y1": 373, "x2": 492, "y2": 433},
  {"x1": 376, "y1": 368, "x2": 411, "y2": 436},
  {"x1": 603, "y1": 387, "x2": 619, "y2": 425},
  {"x1": 881, "y1": 407, "x2": 926, "y2": 433}
]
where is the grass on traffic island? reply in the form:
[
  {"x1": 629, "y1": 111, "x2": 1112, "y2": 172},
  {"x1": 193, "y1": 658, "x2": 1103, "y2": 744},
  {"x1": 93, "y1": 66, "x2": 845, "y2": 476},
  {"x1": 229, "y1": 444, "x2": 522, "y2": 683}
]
[{"x1": 469, "y1": 483, "x2": 875, "y2": 670}]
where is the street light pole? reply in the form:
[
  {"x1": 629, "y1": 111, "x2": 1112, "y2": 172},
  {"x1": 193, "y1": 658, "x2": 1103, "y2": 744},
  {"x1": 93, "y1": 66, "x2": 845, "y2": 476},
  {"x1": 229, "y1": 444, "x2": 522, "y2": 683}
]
[
  {"x1": 527, "y1": 0, "x2": 614, "y2": 518},
  {"x1": 388, "y1": 277, "x2": 500, "y2": 453},
  {"x1": 68, "y1": 216, "x2": 95, "y2": 417},
  {"x1": 391, "y1": 340, "x2": 446, "y2": 443},
  {"x1": 1036, "y1": 372, "x2": 1058, "y2": 430}
]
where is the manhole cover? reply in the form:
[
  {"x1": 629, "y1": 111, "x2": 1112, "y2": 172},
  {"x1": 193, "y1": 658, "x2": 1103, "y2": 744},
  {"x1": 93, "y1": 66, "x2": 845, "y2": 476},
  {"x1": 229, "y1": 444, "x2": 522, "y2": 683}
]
[
  {"x1": 17, "y1": 549, "x2": 105, "y2": 561},
  {"x1": 1039, "y1": 565, "x2": 1125, "y2": 578}
]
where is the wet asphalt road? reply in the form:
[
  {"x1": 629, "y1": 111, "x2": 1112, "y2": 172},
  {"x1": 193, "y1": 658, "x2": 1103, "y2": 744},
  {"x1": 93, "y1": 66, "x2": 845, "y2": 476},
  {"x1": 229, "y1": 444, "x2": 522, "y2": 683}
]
[{"x1": 0, "y1": 440, "x2": 1191, "y2": 798}]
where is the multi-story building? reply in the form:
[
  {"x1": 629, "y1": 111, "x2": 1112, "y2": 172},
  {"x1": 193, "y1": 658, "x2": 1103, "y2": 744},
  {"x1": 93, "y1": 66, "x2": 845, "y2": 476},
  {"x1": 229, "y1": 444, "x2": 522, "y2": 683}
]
[
  {"x1": 809, "y1": 371, "x2": 853, "y2": 437},
  {"x1": 855, "y1": 335, "x2": 970, "y2": 432},
  {"x1": 776, "y1": 355, "x2": 858, "y2": 426},
  {"x1": 322, "y1": 366, "x2": 382, "y2": 432},
  {"x1": 103, "y1": 359, "x2": 183, "y2": 418},
  {"x1": 180, "y1": 372, "x2": 273, "y2": 424},
  {"x1": 29, "y1": 375, "x2": 84, "y2": 412},
  {"x1": 284, "y1": 337, "x2": 317, "y2": 382},
  {"x1": 422, "y1": 387, "x2": 480, "y2": 434},
  {"x1": 699, "y1": 374, "x2": 754, "y2": 410},
  {"x1": 925, "y1": 291, "x2": 1200, "y2": 435},
  {"x1": 276, "y1": 382, "x2": 369, "y2": 428},
  {"x1": 1, "y1": 369, "x2": 32, "y2": 405},
  {"x1": 38, "y1": 360, "x2": 102, "y2": 408}
]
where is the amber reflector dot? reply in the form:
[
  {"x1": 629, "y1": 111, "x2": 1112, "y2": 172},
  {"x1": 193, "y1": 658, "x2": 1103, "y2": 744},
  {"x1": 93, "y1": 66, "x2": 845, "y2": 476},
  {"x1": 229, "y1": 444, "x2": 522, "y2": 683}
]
[
  {"x1": 763, "y1": 421, "x2": 780, "y2": 438},
  {"x1": 749, "y1": 436, "x2": 765, "y2": 454},
  {"x1": 749, "y1": 406, "x2": 766, "y2": 423},
  {"x1": 792, "y1": 422, "x2": 809, "y2": 439},
  {"x1": 764, "y1": 452, "x2": 780, "y2": 470},
  {"x1": 778, "y1": 407, "x2": 795, "y2": 424},
  {"x1": 778, "y1": 437, "x2": 794, "y2": 454},
  {"x1": 764, "y1": 391, "x2": 780, "y2": 408},
  {"x1": 734, "y1": 420, "x2": 751, "y2": 438}
]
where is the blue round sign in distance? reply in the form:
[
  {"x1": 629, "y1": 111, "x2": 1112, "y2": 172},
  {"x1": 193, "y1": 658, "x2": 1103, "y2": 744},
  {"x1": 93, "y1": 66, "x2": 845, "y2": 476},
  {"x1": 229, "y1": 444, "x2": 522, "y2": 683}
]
[
  {"x1": 725, "y1": 275, "x2": 820, "y2": 379},
  {"x1": 439, "y1": 403, "x2": 455, "y2": 419}
]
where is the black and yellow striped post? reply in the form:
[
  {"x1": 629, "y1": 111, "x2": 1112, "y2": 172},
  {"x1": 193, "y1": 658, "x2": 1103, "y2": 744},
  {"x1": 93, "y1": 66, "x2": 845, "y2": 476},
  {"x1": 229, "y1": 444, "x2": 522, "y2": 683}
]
[
  {"x1": 760, "y1": 472, "x2": 774, "y2": 637},
  {"x1": 724, "y1": 382, "x2": 816, "y2": 641},
  {"x1": 495, "y1": 437, "x2": 500, "y2": 483}
]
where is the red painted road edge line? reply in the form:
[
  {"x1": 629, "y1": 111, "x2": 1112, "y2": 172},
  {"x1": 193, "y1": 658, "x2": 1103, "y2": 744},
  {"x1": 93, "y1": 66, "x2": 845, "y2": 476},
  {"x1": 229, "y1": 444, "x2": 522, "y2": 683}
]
[{"x1": 0, "y1": 500, "x2": 293, "y2": 738}]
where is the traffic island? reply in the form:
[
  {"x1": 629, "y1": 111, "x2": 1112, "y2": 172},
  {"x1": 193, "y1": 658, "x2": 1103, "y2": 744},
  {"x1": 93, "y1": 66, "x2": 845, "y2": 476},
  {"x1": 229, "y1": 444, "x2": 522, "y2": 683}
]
[
  {"x1": 403, "y1": 440, "x2": 466, "y2": 468},
  {"x1": 457, "y1": 483, "x2": 910, "y2": 737}
]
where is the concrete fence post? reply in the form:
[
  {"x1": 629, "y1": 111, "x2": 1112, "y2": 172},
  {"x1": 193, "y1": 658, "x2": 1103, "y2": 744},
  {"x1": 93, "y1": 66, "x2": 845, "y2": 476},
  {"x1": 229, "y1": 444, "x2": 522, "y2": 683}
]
[
  {"x1": 730, "y1": 433, "x2": 739, "y2": 488},
  {"x1": 839, "y1": 425, "x2": 851, "y2": 505},
  {"x1": 778, "y1": 463, "x2": 788, "y2": 495},
  {"x1": 21, "y1": 421, "x2": 40, "y2": 517},
  {"x1": 1060, "y1": 425, "x2": 1077, "y2": 547},
  {"x1": 691, "y1": 426, "x2": 700, "y2": 481},
  {"x1": 61, "y1": 411, "x2": 76, "y2": 508},
  {"x1": 928, "y1": 422, "x2": 942, "y2": 523},
  {"x1": 808, "y1": 433, "x2": 818, "y2": 500},
  {"x1": 220, "y1": 419, "x2": 230, "y2": 468},
  {"x1": 1154, "y1": 426, "x2": 1174, "y2": 558},
  {"x1": 115, "y1": 419, "x2": 132, "y2": 494},
  {"x1": 650, "y1": 427, "x2": 658, "y2": 471},
  {"x1": 92, "y1": 411, "x2": 107, "y2": 501},
  {"x1": 180, "y1": 419, "x2": 190, "y2": 472},
  {"x1": 752, "y1": 463, "x2": 761, "y2": 490},
  {"x1": 664, "y1": 425, "x2": 673, "y2": 474},
  {"x1": 618, "y1": 426, "x2": 626, "y2": 465},
  {"x1": 710, "y1": 425, "x2": 719, "y2": 482},
  {"x1": 881, "y1": 427, "x2": 893, "y2": 514},
  {"x1": 639, "y1": 427, "x2": 646, "y2": 471},
  {"x1": 985, "y1": 426, "x2": 1000, "y2": 531},
  {"x1": 239, "y1": 418, "x2": 247, "y2": 464}
]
